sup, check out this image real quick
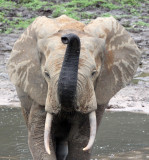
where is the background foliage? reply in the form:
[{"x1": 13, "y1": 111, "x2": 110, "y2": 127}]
[{"x1": 0, "y1": 0, "x2": 148, "y2": 33}]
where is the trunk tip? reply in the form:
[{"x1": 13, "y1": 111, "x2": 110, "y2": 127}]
[
  {"x1": 61, "y1": 36, "x2": 69, "y2": 44},
  {"x1": 61, "y1": 33, "x2": 80, "y2": 46}
]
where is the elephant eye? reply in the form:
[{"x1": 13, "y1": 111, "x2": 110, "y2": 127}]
[
  {"x1": 44, "y1": 71, "x2": 50, "y2": 78},
  {"x1": 91, "y1": 70, "x2": 97, "y2": 77}
]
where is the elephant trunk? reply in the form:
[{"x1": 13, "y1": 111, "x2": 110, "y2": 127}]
[{"x1": 57, "y1": 33, "x2": 80, "y2": 109}]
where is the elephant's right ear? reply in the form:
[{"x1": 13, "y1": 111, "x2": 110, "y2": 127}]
[{"x1": 7, "y1": 16, "x2": 60, "y2": 105}]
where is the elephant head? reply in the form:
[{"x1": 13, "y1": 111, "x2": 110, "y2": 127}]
[{"x1": 7, "y1": 15, "x2": 141, "y2": 155}]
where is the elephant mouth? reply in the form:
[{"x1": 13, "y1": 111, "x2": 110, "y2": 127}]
[
  {"x1": 60, "y1": 104, "x2": 76, "y2": 112},
  {"x1": 44, "y1": 111, "x2": 97, "y2": 155}
]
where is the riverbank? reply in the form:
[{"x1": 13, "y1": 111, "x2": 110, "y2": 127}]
[{"x1": 0, "y1": 0, "x2": 148, "y2": 113}]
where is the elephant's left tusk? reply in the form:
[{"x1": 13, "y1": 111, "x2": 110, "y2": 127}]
[
  {"x1": 83, "y1": 111, "x2": 97, "y2": 151},
  {"x1": 44, "y1": 113, "x2": 53, "y2": 155}
]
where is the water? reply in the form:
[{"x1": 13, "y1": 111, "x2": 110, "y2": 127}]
[
  {"x1": 0, "y1": 107, "x2": 31, "y2": 160},
  {"x1": 0, "y1": 108, "x2": 149, "y2": 160},
  {"x1": 92, "y1": 111, "x2": 149, "y2": 159}
]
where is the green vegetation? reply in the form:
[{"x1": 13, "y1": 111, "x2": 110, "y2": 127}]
[
  {"x1": 101, "y1": 2, "x2": 121, "y2": 9},
  {"x1": 11, "y1": 18, "x2": 36, "y2": 29},
  {"x1": 132, "y1": 79, "x2": 139, "y2": 84},
  {"x1": 115, "y1": 0, "x2": 145, "y2": 6},
  {"x1": 101, "y1": 13, "x2": 113, "y2": 17},
  {"x1": 0, "y1": 0, "x2": 147, "y2": 34},
  {"x1": 49, "y1": 0, "x2": 104, "y2": 19},
  {"x1": 0, "y1": 11, "x2": 36, "y2": 33},
  {"x1": 17, "y1": 0, "x2": 32, "y2": 2},
  {"x1": 63, "y1": 0, "x2": 102, "y2": 8},
  {"x1": 0, "y1": 0, "x2": 16, "y2": 9},
  {"x1": 80, "y1": 12, "x2": 96, "y2": 19},
  {"x1": 130, "y1": 8, "x2": 140, "y2": 16},
  {"x1": 134, "y1": 21, "x2": 149, "y2": 27},
  {"x1": 51, "y1": 5, "x2": 79, "y2": 20},
  {"x1": 50, "y1": 0, "x2": 122, "y2": 18},
  {"x1": 133, "y1": 72, "x2": 149, "y2": 84},
  {"x1": 23, "y1": 0, "x2": 48, "y2": 10},
  {"x1": 138, "y1": 73, "x2": 149, "y2": 77}
]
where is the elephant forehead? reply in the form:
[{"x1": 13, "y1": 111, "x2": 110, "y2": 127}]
[
  {"x1": 38, "y1": 36, "x2": 66, "y2": 54},
  {"x1": 80, "y1": 36, "x2": 101, "y2": 53},
  {"x1": 79, "y1": 52, "x2": 95, "y2": 68},
  {"x1": 43, "y1": 34, "x2": 100, "y2": 76},
  {"x1": 44, "y1": 53, "x2": 64, "y2": 77},
  {"x1": 39, "y1": 32, "x2": 101, "y2": 57}
]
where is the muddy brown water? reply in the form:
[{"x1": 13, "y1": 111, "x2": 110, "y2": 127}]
[{"x1": 0, "y1": 108, "x2": 149, "y2": 160}]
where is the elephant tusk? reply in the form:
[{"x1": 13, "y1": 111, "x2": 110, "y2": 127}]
[
  {"x1": 44, "y1": 113, "x2": 53, "y2": 155},
  {"x1": 83, "y1": 111, "x2": 97, "y2": 151}
]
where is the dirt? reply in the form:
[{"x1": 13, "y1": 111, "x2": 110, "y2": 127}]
[{"x1": 0, "y1": 1, "x2": 148, "y2": 113}]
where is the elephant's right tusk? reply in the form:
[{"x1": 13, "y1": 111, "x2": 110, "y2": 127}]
[
  {"x1": 83, "y1": 111, "x2": 97, "y2": 151},
  {"x1": 44, "y1": 113, "x2": 53, "y2": 155}
]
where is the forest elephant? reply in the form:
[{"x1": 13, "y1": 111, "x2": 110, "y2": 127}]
[{"x1": 7, "y1": 15, "x2": 141, "y2": 160}]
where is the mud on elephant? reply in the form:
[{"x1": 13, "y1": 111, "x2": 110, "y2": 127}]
[{"x1": 7, "y1": 15, "x2": 141, "y2": 160}]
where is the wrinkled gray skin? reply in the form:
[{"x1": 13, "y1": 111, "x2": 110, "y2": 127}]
[{"x1": 7, "y1": 15, "x2": 141, "y2": 160}]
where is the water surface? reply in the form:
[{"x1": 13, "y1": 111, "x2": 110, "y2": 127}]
[{"x1": 0, "y1": 108, "x2": 149, "y2": 160}]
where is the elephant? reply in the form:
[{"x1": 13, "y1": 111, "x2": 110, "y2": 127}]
[{"x1": 7, "y1": 15, "x2": 141, "y2": 160}]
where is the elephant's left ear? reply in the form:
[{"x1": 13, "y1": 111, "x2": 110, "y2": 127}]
[{"x1": 84, "y1": 17, "x2": 141, "y2": 105}]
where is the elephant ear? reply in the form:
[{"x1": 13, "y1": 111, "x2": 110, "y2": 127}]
[
  {"x1": 84, "y1": 17, "x2": 141, "y2": 105},
  {"x1": 7, "y1": 16, "x2": 60, "y2": 105}
]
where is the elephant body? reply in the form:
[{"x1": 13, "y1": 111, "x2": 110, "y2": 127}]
[
  {"x1": 16, "y1": 86, "x2": 106, "y2": 160},
  {"x1": 7, "y1": 15, "x2": 141, "y2": 160}
]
